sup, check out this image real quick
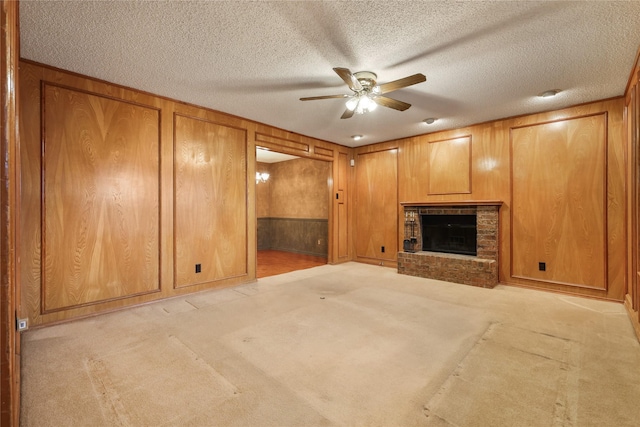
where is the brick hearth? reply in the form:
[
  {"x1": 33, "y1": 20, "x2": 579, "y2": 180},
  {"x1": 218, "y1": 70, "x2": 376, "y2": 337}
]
[{"x1": 397, "y1": 202, "x2": 501, "y2": 288}]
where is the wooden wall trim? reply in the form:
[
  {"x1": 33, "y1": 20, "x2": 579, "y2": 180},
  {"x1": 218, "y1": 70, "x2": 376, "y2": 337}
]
[
  {"x1": 1, "y1": 0, "x2": 19, "y2": 425},
  {"x1": 20, "y1": 59, "x2": 350, "y2": 151},
  {"x1": 624, "y1": 45, "x2": 640, "y2": 96},
  {"x1": 400, "y1": 200, "x2": 503, "y2": 207},
  {"x1": 255, "y1": 132, "x2": 309, "y2": 155},
  {"x1": 313, "y1": 145, "x2": 333, "y2": 158}
]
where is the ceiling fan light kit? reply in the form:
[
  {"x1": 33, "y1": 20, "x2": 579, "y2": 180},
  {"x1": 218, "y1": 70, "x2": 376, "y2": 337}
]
[{"x1": 301, "y1": 67, "x2": 426, "y2": 119}]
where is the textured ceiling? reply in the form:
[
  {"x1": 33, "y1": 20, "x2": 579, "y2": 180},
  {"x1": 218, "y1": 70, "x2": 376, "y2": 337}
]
[{"x1": 19, "y1": 1, "x2": 640, "y2": 148}]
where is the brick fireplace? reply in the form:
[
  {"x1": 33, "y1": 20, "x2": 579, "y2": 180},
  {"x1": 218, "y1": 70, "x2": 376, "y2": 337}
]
[{"x1": 397, "y1": 201, "x2": 502, "y2": 288}]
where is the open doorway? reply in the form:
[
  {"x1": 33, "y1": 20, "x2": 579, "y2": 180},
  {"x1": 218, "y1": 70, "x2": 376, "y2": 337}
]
[{"x1": 256, "y1": 148, "x2": 330, "y2": 278}]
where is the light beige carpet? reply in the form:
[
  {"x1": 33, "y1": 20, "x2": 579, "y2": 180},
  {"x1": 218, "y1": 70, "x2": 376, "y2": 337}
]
[{"x1": 20, "y1": 262, "x2": 640, "y2": 426}]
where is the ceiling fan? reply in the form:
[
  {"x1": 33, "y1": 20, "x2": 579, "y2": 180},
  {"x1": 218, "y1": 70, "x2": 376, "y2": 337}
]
[{"x1": 300, "y1": 67, "x2": 426, "y2": 119}]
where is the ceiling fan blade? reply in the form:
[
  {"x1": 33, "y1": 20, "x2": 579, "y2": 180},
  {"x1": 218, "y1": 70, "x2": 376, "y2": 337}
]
[
  {"x1": 340, "y1": 108, "x2": 355, "y2": 119},
  {"x1": 333, "y1": 67, "x2": 363, "y2": 92},
  {"x1": 374, "y1": 96, "x2": 411, "y2": 111},
  {"x1": 300, "y1": 94, "x2": 349, "y2": 101},
  {"x1": 378, "y1": 73, "x2": 426, "y2": 94}
]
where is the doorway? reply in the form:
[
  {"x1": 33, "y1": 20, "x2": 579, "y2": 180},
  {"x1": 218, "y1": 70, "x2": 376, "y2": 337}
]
[{"x1": 256, "y1": 148, "x2": 330, "y2": 278}]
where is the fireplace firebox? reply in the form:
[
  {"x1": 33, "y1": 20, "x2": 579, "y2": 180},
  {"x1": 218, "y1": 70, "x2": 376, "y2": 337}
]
[{"x1": 422, "y1": 214, "x2": 477, "y2": 256}]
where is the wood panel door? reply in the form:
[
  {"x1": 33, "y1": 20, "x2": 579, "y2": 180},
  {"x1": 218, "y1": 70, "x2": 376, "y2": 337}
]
[
  {"x1": 355, "y1": 149, "x2": 398, "y2": 263},
  {"x1": 511, "y1": 114, "x2": 607, "y2": 289}
]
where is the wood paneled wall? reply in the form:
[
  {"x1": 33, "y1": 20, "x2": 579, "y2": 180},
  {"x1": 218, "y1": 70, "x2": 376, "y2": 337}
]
[
  {"x1": 625, "y1": 47, "x2": 640, "y2": 339},
  {"x1": 173, "y1": 114, "x2": 247, "y2": 288},
  {"x1": 511, "y1": 114, "x2": 607, "y2": 289},
  {"x1": 1, "y1": 1, "x2": 20, "y2": 424},
  {"x1": 336, "y1": 152, "x2": 350, "y2": 260},
  {"x1": 42, "y1": 85, "x2": 161, "y2": 311},
  {"x1": 19, "y1": 60, "x2": 351, "y2": 326},
  {"x1": 358, "y1": 98, "x2": 625, "y2": 301},
  {"x1": 354, "y1": 147, "x2": 398, "y2": 266},
  {"x1": 428, "y1": 136, "x2": 471, "y2": 195}
]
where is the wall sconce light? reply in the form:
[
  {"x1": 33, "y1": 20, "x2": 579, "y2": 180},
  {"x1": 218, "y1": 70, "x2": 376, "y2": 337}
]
[{"x1": 256, "y1": 172, "x2": 270, "y2": 183}]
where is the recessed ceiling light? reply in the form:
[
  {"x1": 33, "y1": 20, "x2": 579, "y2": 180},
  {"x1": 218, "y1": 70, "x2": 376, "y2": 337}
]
[
  {"x1": 423, "y1": 118, "x2": 437, "y2": 125},
  {"x1": 539, "y1": 89, "x2": 561, "y2": 98},
  {"x1": 351, "y1": 135, "x2": 363, "y2": 141}
]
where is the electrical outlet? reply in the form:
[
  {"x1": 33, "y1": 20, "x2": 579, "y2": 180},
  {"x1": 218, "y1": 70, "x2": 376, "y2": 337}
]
[
  {"x1": 538, "y1": 262, "x2": 546, "y2": 271},
  {"x1": 195, "y1": 263, "x2": 202, "y2": 273},
  {"x1": 317, "y1": 239, "x2": 321, "y2": 245},
  {"x1": 381, "y1": 246, "x2": 385, "y2": 253},
  {"x1": 17, "y1": 318, "x2": 28, "y2": 331}
]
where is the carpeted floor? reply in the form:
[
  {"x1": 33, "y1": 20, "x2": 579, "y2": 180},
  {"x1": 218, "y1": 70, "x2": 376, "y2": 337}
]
[{"x1": 20, "y1": 262, "x2": 640, "y2": 426}]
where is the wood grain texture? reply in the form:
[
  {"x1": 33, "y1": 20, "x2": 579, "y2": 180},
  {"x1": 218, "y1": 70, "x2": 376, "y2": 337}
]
[
  {"x1": 174, "y1": 114, "x2": 247, "y2": 288},
  {"x1": 256, "y1": 250, "x2": 326, "y2": 278},
  {"x1": 314, "y1": 146, "x2": 333, "y2": 158},
  {"x1": 394, "y1": 98, "x2": 624, "y2": 300},
  {"x1": 337, "y1": 152, "x2": 349, "y2": 259},
  {"x1": 636, "y1": 67, "x2": 640, "y2": 313},
  {"x1": 255, "y1": 132, "x2": 309, "y2": 155},
  {"x1": 355, "y1": 149, "x2": 398, "y2": 263},
  {"x1": 625, "y1": 90, "x2": 635, "y2": 308},
  {"x1": 428, "y1": 136, "x2": 471, "y2": 195},
  {"x1": 511, "y1": 114, "x2": 607, "y2": 289},
  {"x1": 1, "y1": 1, "x2": 20, "y2": 424},
  {"x1": 42, "y1": 84, "x2": 161, "y2": 312},
  {"x1": 20, "y1": 60, "x2": 350, "y2": 325}
]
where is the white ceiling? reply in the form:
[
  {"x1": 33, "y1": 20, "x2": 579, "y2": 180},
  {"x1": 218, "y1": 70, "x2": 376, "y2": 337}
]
[
  {"x1": 19, "y1": 1, "x2": 640, "y2": 148},
  {"x1": 256, "y1": 148, "x2": 299, "y2": 164}
]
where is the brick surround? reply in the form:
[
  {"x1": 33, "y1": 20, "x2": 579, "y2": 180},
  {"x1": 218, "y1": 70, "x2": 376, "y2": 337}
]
[{"x1": 398, "y1": 202, "x2": 501, "y2": 288}]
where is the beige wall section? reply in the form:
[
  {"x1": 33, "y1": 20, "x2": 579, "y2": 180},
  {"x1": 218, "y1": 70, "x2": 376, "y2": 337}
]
[
  {"x1": 391, "y1": 98, "x2": 625, "y2": 301},
  {"x1": 19, "y1": 60, "x2": 351, "y2": 326},
  {"x1": 256, "y1": 161, "x2": 271, "y2": 218},
  {"x1": 268, "y1": 158, "x2": 330, "y2": 219}
]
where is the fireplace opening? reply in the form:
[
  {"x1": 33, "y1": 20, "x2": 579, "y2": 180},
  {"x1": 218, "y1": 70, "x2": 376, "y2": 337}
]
[{"x1": 422, "y1": 214, "x2": 477, "y2": 256}]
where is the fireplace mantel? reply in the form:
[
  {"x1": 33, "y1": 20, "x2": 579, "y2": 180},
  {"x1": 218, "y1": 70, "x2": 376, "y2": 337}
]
[{"x1": 400, "y1": 200, "x2": 503, "y2": 207}]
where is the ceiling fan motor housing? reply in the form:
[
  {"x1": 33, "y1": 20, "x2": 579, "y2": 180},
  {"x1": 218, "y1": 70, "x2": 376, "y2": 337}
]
[{"x1": 353, "y1": 71, "x2": 378, "y2": 92}]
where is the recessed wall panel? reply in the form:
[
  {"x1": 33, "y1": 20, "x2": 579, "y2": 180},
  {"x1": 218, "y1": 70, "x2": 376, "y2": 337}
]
[
  {"x1": 42, "y1": 84, "x2": 160, "y2": 312},
  {"x1": 428, "y1": 136, "x2": 471, "y2": 195},
  {"x1": 174, "y1": 114, "x2": 247, "y2": 288},
  {"x1": 511, "y1": 114, "x2": 607, "y2": 289},
  {"x1": 355, "y1": 149, "x2": 398, "y2": 261}
]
